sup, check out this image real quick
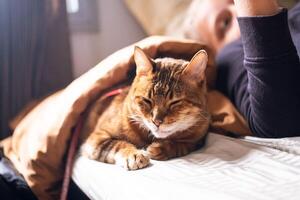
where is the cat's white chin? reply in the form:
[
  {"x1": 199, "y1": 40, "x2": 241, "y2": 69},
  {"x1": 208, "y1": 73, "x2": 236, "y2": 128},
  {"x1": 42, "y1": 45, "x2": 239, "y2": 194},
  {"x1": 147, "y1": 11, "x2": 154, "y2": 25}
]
[
  {"x1": 143, "y1": 116, "x2": 199, "y2": 138},
  {"x1": 142, "y1": 119, "x2": 173, "y2": 138},
  {"x1": 151, "y1": 130, "x2": 173, "y2": 139}
]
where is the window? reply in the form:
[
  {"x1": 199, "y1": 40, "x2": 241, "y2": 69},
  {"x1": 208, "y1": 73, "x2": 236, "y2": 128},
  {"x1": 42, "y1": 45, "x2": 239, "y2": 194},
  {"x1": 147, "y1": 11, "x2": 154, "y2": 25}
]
[{"x1": 66, "y1": 0, "x2": 99, "y2": 32}]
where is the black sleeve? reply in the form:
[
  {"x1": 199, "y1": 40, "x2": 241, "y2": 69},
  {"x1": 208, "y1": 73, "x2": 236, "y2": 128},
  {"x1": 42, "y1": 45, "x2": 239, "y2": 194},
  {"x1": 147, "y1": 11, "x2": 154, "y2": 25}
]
[{"x1": 216, "y1": 8, "x2": 300, "y2": 138}]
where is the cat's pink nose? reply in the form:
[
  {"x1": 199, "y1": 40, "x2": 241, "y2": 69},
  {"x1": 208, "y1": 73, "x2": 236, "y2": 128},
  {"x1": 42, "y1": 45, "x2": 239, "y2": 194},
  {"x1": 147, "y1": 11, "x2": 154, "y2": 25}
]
[{"x1": 153, "y1": 118, "x2": 163, "y2": 127}]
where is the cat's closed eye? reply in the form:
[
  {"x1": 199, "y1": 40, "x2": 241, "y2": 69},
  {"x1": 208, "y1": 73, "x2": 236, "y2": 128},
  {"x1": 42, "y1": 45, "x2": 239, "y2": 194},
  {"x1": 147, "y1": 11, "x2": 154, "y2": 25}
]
[
  {"x1": 169, "y1": 99, "x2": 183, "y2": 110},
  {"x1": 135, "y1": 96, "x2": 152, "y2": 110},
  {"x1": 142, "y1": 97, "x2": 152, "y2": 107}
]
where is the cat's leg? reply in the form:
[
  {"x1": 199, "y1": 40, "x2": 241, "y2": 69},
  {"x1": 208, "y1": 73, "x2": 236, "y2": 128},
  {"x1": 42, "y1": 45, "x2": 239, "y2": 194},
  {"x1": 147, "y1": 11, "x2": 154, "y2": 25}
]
[
  {"x1": 113, "y1": 141, "x2": 149, "y2": 170},
  {"x1": 146, "y1": 140, "x2": 197, "y2": 160},
  {"x1": 81, "y1": 132, "x2": 149, "y2": 170}
]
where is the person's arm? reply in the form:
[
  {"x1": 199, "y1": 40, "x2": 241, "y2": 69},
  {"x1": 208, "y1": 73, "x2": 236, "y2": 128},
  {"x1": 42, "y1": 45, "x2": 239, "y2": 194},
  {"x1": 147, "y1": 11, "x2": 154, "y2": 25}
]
[{"x1": 217, "y1": 1, "x2": 300, "y2": 137}]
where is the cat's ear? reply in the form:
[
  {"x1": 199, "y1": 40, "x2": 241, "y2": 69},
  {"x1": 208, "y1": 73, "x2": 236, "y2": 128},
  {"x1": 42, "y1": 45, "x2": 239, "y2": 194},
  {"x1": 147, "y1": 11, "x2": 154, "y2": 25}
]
[
  {"x1": 134, "y1": 46, "x2": 153, "y2": 76},
  {"x1": 184, "y1": 50, "x2": 208, "y2": 81}
]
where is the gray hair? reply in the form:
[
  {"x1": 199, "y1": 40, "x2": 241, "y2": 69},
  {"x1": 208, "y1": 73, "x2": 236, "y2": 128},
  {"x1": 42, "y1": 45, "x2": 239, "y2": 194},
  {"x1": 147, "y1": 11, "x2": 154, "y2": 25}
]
[{"x1": 182, "y1": 0, "x2": 205, "y2": 41}]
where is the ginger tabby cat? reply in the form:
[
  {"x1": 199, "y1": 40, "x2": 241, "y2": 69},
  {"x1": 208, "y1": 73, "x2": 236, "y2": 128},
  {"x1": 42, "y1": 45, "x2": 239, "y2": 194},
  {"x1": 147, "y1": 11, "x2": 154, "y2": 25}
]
[{"x1": 80, "y1": 47, "x2": 210, "y2": 170}]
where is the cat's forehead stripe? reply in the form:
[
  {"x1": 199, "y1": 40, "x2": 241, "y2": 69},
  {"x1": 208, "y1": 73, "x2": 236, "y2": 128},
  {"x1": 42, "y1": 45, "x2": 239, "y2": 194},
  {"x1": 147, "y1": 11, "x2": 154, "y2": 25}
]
[
  {"x1": 148, "y1": 88, "x2": 153, "y2": 98},
  {"x1": 151, "y1": 58, "x2": 186, "y2": 98}
]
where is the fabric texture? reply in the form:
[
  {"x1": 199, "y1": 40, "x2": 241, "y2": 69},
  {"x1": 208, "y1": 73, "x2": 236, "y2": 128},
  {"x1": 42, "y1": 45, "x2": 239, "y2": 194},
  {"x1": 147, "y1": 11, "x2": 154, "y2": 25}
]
[
  {"x1": 0, "y1": 150, "x2": 37, "y2": 200},
  {"x1": 0, "y1": 36, "x2": 251, "y2": 199},
  {"x1": 72, "y1": 133, "x2": 300, "y2": 200},
  {"x1": 216, "y1": 6, "x2": 300, "y2": 137}
]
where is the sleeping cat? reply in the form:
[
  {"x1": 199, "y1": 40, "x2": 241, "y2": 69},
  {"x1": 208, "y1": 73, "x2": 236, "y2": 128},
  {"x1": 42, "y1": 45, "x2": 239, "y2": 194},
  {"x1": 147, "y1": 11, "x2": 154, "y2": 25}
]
[{"x1": 80, "y1": 46, "x2": 210, "y2": 170}]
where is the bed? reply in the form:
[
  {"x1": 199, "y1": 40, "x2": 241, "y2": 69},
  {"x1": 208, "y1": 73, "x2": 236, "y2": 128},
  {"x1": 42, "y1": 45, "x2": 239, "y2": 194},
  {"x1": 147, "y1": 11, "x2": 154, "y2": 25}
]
[
  {"x1": 2, "y1": 33, "x2": 298, "y2": 199},
  {"x1": 72, "y1": 133, "x2": 300, "y2": 200}
]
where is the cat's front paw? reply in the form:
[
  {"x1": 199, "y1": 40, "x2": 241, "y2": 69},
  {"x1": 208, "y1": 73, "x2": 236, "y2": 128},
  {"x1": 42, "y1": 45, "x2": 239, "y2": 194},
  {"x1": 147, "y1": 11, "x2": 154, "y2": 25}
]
[
  {"x1": 146, "y1": 142, "x2": 170, "y2": 161},
  {"x1": 115, "y1": 150, "x2": 150, "y2": 170}
]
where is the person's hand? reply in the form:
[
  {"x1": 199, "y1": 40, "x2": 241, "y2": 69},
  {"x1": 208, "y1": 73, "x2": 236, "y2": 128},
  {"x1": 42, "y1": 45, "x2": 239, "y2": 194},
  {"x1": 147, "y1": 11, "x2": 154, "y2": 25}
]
[{"x1": 233, "y1": 0, "x2": 280, "y2": 17}]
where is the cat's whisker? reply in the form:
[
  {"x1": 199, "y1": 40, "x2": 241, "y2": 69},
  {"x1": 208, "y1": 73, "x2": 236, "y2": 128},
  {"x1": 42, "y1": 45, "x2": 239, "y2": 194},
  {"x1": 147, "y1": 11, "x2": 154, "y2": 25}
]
[
  {"x1": 197, "y1": 111, "x2": 210, "y2": 120},
  {"x1": 128, "y1": 114, "x2": 151, "y2": 132}
]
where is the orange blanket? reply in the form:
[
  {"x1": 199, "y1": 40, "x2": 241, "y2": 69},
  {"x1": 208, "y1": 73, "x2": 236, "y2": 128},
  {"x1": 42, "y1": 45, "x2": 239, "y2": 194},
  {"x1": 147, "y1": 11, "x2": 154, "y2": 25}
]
[{"x1": 0, "y1": 36, "x2": 251, "y2": 199}]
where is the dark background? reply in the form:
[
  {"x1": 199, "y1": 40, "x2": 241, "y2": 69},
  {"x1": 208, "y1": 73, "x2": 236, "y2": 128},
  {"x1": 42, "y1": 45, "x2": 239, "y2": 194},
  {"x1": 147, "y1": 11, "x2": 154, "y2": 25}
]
[{"x1": 0, "y1": 0, "x2": 73, "y2": 139}]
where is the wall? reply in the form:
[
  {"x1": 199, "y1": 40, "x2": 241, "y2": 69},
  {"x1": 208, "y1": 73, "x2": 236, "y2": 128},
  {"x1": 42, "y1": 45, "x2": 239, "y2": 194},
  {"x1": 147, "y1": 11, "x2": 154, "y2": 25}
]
[{"x1": 70, "y1": 0, "x2": 146, "y2": 77}]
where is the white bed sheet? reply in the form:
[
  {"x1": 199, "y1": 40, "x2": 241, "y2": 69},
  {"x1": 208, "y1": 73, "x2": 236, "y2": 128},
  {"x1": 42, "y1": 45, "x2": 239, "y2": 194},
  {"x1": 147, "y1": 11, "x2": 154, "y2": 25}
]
[{"x1": 72, "y1": 133, "x2": 300, "y2": 200}]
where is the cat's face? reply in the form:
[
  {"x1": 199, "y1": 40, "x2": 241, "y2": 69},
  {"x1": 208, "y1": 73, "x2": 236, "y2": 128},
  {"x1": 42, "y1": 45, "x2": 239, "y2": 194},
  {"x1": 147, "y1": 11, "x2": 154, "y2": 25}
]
[{"x1": 129, "y1": 47, "x2": 209, "y2": 138}]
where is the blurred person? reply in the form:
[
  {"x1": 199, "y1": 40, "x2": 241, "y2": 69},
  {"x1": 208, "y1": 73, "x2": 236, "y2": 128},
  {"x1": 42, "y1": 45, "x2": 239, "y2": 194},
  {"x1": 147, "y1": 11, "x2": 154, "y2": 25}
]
[
  {"x1": 183, "y1": 0, "x2": 240, "y2": 54},
  {"x1": 183, "y1": 0, "x2": 300, "y2": 137}
]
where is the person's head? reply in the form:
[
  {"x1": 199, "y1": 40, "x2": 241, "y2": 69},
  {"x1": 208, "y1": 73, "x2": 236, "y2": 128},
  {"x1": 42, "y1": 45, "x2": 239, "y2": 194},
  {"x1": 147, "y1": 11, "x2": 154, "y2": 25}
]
[{"x1": 183, "y1": 0, "x2": 240, "y2": 54}]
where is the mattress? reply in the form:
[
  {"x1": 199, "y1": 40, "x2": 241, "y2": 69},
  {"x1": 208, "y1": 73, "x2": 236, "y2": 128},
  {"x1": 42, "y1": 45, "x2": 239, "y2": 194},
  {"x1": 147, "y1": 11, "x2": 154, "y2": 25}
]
[{"x1": 72, "y1": 133, "x2": 300, "y2": 200}]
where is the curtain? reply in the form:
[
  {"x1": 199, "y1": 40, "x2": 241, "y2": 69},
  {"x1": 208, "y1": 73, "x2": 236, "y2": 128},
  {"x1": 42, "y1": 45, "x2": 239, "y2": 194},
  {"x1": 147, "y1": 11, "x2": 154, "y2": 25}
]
[{"x1": 0, "y1": 0, "x2": 73, "y2": 139}]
